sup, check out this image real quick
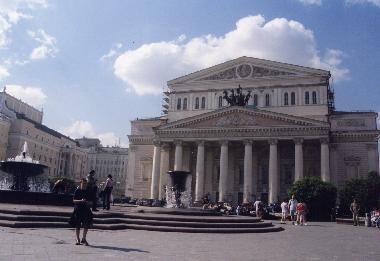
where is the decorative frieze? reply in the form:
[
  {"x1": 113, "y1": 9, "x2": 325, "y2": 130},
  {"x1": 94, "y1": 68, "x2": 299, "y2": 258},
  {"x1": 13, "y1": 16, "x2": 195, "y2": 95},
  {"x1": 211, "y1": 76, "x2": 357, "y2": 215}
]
[{"x1": 337, "y1": 119, "x2": 365, "y2": 127}]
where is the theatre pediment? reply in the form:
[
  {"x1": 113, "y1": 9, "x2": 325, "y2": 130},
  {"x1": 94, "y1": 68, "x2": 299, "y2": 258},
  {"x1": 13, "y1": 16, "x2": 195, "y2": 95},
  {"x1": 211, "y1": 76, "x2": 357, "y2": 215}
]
[
  {"x1": 168, "y1": 56, "x2": 329, "y2": 85},
  {"x1": 156, "y1": 107, "x2": 329, "y2": 131}
]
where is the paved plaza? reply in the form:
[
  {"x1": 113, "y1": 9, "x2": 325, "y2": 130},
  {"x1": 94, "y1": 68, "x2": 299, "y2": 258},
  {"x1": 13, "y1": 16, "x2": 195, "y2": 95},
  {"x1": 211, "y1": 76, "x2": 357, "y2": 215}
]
[{"x1": 1, "y1": 221, "x2": 379, "y2": 261}]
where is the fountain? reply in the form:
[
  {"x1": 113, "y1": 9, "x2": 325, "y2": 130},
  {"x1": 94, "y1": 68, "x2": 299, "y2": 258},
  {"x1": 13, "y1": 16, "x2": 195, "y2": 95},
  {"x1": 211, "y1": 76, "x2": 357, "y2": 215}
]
[
  {"x1": 165, "y1": 170, "x2": 192, "y2": 208},
  {"x1": 166, "y1": 170, "x2": 192, "y2": 208},
  {"x1": 0, "y1": 142, "x2": 73, "y2": 205},
  {"x1": 0, "y1": 141, "x2": 47, "y2": 191}
]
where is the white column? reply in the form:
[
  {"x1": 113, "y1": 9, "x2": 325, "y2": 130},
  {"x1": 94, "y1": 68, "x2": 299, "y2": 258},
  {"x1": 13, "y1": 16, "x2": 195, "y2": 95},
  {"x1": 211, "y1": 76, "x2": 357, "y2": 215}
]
[
  {"x1": 252, "y1": 148, "x2": 258, "y2": 198},
  {"x1": 367, "y1": 144, "x2": 379, "y2": 173},
  {"x1": 125, "y1": 145, "x2": 136, "y2": 197},
  {"x1": 150, "y1": 141, "x2": 161, "y2": 199},
  {"x1": 194, "y1": 141, "x2": 205, "y2": 203},
  {"x1": 268, "y1": 139, "x2": 278, "y2": 203},
  {"x1": 294, "y1": 138, "x2": 304, "y2": 181},
  {"x1": 218, "y1": 140, "x2": 228, "y2": 202},
  {"x1": 204, "y1": 148, "x2": 213, "y2": 196},
  {"x1": 243, "y1": 140, "x2": 253, "y2": 203},
  {"x1": 320, "y1": 138, "x2": 330, "y2": 182},
  {"x1": 174, "y1": 140, "x2": 183, "y2": 171},
  {"x1": 159, "y1": 143, "x2": 170, "y2": 199}
]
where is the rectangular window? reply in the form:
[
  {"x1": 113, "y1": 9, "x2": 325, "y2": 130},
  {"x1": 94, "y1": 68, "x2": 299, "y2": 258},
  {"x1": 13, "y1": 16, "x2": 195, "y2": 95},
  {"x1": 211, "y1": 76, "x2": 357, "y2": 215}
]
[
  {"x1": 177, "y1": 98, "x2": 181, "y2": 110},
  {"x1": 305, "y1": 92, "x2": 310, "y2": 105}
]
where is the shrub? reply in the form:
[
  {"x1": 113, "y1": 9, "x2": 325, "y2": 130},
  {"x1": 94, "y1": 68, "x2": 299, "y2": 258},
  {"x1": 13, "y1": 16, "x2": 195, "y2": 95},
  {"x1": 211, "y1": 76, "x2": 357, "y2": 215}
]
[
  {"x1": 288, "y1": 177, "x2": 337, "y2": 221},
  {"x1": 339, "y1": 171, "x2": 380, "y2": 216}
]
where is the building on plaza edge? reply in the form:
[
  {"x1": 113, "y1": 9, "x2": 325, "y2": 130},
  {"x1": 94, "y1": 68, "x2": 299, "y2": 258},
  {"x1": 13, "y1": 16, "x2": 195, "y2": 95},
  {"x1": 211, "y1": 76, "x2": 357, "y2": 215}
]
[{"x1": 126, "y1": 56, "x2": 379, "y2": 204}]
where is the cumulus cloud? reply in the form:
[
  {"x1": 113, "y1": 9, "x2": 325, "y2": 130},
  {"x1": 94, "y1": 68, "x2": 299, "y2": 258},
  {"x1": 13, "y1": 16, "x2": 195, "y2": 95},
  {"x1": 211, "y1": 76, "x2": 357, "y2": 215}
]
[
  {"x1": 100, "y1": 42, "x2": 123, "y2": 62},
  {"x1": 28, "y1": 29, "x2": 58, "y2": 59},
  {"x1": 114, "y1": 15, "x2": 349, "y2": 95},
  {"x1": 61, "y1": 120, "x2": 123, "y2": 147},
  {"x1": 346, "y1": 0, "x2": 380, "y2": 7},
  {"x1": 5, "y1": 84, "x2": 47, "y2": 107},
  {"x1": 0, "y1": 65, "x2": 9, "y2": 80},
  {"x1": 0, "y1": 0, "x2": 47, "y2": 48},
  {"x1": 296, "y1": 0, "x2": 322, "y2": 5}
]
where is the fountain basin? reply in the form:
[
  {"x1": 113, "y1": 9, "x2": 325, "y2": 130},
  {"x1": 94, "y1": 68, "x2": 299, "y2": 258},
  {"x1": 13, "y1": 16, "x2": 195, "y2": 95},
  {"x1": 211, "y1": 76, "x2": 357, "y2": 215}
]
[{"x1": 0, "y1": 190, "x2": 73, "y2": 206}]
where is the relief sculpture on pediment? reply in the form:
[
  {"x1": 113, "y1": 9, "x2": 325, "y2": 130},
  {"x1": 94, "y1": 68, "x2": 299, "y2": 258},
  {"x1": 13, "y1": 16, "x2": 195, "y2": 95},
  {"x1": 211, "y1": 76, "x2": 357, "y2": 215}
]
[
  {"x1": 201, "y1": 68, "x2": 237, "y2": 80},
  {"x1": 215, "y1": 114, "x2": 257, "y2": 127}
]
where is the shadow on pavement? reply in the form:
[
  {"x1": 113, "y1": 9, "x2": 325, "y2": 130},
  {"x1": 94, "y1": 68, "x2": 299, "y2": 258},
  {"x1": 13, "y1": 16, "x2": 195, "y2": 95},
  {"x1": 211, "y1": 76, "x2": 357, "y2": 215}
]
[{"x1": 89, "y1": 245, "x2": 149, "y2": 253}]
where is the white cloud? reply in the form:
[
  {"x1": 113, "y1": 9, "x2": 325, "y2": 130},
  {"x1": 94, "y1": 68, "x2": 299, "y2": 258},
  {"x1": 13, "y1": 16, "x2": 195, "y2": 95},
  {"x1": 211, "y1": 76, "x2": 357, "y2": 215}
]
[
  {"x1": 346, "y1": 0, "x2": 380, "y2": 7},
  {"x1": 0, "y1": 65, "x2": 9, "y2": 80},
  {"x1": 0, "y1": 0, "x2": 47, "y2": 48},
  {"x1": 5, "y1": 84, "x2": 47, "y2": 107},
  {"x1": 296, "y1": 0, "x2": 322, "y2": 6},
  {"x1": 28, "y1": 29, "x2": 58, "y2": 59},
  {"x1": 114, "y1": 15, "x2": 349, "y2": 95},
  {"x1": 61, "y1": 120, "x2": 123, "y2": 147},
  {"x1": 100, "y1": 43, "x2": 123, "y2": 62}
]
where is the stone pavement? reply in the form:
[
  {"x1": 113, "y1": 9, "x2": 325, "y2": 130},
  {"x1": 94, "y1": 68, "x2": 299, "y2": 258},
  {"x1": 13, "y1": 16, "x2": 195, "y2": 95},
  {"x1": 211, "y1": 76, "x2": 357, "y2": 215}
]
[{"x1": 1, "y1": 221, "x2": 379, "y2": 261}]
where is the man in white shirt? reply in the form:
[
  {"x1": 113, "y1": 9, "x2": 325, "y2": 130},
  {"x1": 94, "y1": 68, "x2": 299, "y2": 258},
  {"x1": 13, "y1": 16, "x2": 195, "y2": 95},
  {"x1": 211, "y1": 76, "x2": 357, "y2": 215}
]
[{"x1": 288, "y1": 194, "x2": 298, "y2": 225}]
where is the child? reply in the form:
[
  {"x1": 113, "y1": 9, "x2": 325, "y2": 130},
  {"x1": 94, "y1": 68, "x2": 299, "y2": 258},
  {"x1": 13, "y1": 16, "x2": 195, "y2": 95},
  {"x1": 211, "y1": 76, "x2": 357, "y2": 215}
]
[{"x1": 280, "y1": 199, "x2": 289, "y2": 224}]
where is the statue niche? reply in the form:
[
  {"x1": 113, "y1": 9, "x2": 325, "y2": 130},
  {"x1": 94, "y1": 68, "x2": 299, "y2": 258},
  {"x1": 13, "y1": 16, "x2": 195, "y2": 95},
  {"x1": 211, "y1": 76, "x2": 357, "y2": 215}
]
[{"x1": 222, "y1": 85, "x2": 251, "y2": 106}]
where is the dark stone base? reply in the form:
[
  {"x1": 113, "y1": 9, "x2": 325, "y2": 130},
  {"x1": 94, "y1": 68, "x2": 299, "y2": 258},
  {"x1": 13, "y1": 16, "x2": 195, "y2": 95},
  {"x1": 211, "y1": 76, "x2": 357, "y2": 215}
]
[{"x1": 0, "y1": 190, "x2": 73, "y2": 206}]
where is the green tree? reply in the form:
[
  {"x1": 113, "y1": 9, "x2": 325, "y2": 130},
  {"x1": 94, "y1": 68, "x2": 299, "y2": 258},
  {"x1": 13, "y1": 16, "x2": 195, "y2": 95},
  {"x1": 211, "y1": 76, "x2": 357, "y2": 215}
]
[
  {"x1": 339, "y1": 171, "x2": 380, "y2": 216},
  {"x1": 288, "y1": 177, "x2": 337, "y2": 220}
]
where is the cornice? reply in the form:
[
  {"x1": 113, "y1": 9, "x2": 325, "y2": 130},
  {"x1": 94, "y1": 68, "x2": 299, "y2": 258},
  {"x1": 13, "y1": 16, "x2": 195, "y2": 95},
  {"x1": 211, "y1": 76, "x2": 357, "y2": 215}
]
[
  {"x1": 156, "y1": 126, "x2": 329, "y2": 139},
  {"x1": 331, "y1": 130, "x2": 380, "y2": 143},
  {"x1": 157, "y1": 107, "x2": 329, "y2": 131}
]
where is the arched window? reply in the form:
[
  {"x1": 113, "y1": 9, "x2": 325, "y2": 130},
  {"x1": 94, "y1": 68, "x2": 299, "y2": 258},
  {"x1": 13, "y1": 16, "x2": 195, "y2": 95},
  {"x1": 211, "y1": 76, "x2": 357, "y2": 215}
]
[
  {"x1": 218, "y1": 96, "x2": 223, "y2": 108},
  {"x1": 312, "y1": 91, "x2": 317, "y2": 104},
  {"x1": 305, "y1": 92, "x2": 310, "y2": 105},
  {"x1": 183, "y1": 98, "x2": 188, "y2": 110},
  {"x1": 291, "y1": 92, "x2": 296, "y2": 105},
  {"x1": 265, "y1": 94, "x2": 270, "y2": 106},
  {"x1": 195, "y1": 97, "x2": 199, "y2": 109},
  {"x1": 253, "y1": 94, "x2": 258, "y2": 106},
  {"x1": 284, "y1": 93, "x2": 289, "y2": 106},
  {"x1": 201, "y1": 97, "x2": 206, "y2": 109},
  {"x1": 177, "y1": 98, "x2": 181, "y2": 110}
]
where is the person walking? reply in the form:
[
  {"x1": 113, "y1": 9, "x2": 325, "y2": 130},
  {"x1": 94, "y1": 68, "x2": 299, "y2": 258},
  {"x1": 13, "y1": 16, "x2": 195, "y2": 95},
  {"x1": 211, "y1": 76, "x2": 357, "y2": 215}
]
[
  {"x1": 103, "y1": 174, "x2": 113, "y2": 210},
  {"x1": 86, "y1": 170, "x2": 98, "y2": 211},
  {"x1": 280, "y1": 199, "x2": 289, "y2": 224},
  {"x1": 70, "y1": 178, "x2": 93, "y2": 246},
  {"x1": 350, "y1": 199, "x2": 360, "y2": 226},
  {"x1": 288, "y1": 194, "x2": 298, "y2": 225}
]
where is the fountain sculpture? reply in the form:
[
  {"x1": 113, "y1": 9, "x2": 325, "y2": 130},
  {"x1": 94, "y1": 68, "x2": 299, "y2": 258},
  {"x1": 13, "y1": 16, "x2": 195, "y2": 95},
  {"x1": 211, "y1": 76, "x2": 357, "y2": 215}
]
[
  {"x1": 166, "y1": 170, "x2": 192, "y2": 208},
  {"x1": 0, "y1": 142, "x2": 47, "y2": 191}
]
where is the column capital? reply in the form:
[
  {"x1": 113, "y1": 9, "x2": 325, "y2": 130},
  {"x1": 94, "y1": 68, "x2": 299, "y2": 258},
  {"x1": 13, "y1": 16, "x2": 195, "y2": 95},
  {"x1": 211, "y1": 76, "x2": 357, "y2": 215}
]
[
  {"x1": 196, "y1": 140, "x2": 205, "y2": 146},
  {"x1": 219, "y1": 140, "x2": 229, "y2": 146},
  {"x1": 293, "y1": 138, "x2": 304, "y2": 145},
  {"x1": 268, "y1": 139, "x2": 278, "y2": 145},
  {"x1": 173, "y1": 139, "x2": 183, "y2": 146},
  {"x1": 153, "y1": 140, "x2": 161, "y2": 147},
  {"x1": 243, "y1": 140, "x2": 253, "y2": 145},
  {"x1": 161, "y1": 142, "x2": 171, "y2": 151},
  {"x1": 129, "y1": 145, "x2": 137, "y2": 152},
  {"x1": 320, "y1": 137, "x2": 329, "y2": 144}
]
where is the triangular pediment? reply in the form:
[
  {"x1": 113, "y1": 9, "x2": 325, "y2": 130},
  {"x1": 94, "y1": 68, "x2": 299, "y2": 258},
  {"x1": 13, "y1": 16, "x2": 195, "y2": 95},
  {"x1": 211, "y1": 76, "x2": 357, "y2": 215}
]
[
  {"x1": 168, "y1": 56, "x2": 329, "y2": 85},
  {"x1": 156, "y1": 107, "x2": 329, "y2": 131}
]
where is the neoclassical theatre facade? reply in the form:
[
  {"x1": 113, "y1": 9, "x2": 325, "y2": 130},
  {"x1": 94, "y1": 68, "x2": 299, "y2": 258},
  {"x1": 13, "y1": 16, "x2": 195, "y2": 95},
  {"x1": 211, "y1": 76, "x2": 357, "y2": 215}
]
[{"x1": 126, "y1": 56, "x2": 379, "y2": 204}]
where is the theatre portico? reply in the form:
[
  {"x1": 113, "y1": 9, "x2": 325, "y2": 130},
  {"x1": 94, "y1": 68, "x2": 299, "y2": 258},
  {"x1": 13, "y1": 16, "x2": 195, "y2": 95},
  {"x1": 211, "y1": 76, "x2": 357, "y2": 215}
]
[{"x1": 126, "y1": 56, "x2": 379, "y2": 204}]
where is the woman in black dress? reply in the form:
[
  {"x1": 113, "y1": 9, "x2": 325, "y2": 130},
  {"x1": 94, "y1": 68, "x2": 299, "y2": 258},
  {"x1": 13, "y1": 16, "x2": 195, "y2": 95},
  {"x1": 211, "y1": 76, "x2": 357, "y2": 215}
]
[{"x1": 71, "y1": 178, "x2": 93, "y2": 245}]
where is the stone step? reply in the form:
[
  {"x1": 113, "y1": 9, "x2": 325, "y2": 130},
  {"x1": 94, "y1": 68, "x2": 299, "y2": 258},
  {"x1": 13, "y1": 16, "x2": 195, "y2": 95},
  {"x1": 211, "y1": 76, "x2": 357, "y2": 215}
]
[
  {"x1": 0, "y1": 220, "x2": 283, "y2": 233},
  {"x1": 0, "y1": 212, "x2": 272, "y2": 228},
  {"x1": 0, "y1": 208, "x2": 262, "y2": 223}
]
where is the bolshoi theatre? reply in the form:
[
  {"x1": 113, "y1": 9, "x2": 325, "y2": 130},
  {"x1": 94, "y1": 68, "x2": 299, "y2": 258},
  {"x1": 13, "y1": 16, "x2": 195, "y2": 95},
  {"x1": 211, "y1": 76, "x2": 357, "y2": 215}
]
[{"x1": 126, "y1": 56, "x2": 379, "y2": 204}]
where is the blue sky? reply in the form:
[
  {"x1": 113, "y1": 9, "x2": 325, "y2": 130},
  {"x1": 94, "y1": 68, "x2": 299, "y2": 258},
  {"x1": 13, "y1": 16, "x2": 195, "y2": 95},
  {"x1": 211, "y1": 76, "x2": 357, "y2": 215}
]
[{"x1": 0, "y1": 0, "x2": 379, "y2": 146}]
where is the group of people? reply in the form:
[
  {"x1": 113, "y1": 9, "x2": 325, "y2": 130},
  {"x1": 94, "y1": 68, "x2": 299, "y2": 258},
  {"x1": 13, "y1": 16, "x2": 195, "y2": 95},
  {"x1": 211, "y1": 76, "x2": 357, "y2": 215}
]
[
  {"x1": 69, "y1": 170, "x2": 114, "y2": 246},
  {"x1": 280, "y1": 194, "x2": 308, "y2": 226}
]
